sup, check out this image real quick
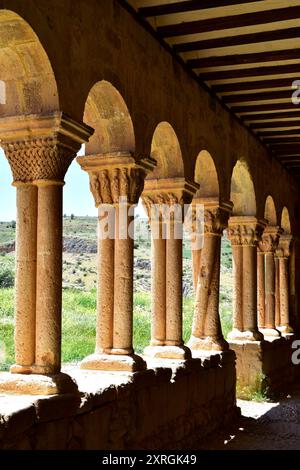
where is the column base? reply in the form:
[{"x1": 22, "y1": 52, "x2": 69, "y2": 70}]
[
  {"x1": 10, "y1": 364, "x2": 33, "y2": 374},
  {"x1": 80, "y1": 353, "x2": 147, "y2": 372},
  {"x1": 259, "y1": 327, "x2": 281, "y2": 338},
  {"x1": 143, "y1": 344, "x2": 191, "y2": 359},
  {"x1": 277, "y1": 325, "x2": 294, "y2": 336},
  {"x1": 0, "y1": 372, "x2": 78, "y2": 395},
  {"x1": 187, "y1": 335, "x2": 229, "y2": 351},
  {"x1": 227, "y1": 328, "x2": 264, "y2": 342}
]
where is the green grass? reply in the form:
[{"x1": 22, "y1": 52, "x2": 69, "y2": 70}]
[{"x1": 0, "y1": 287, "x2": 232, "y2": 368}]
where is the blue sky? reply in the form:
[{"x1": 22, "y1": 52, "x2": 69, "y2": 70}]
[
  {"x1": 0, "y1": 148, "x2": 145, "y2": 220},
  {"x1": 0, "y1": 147, "x2": 96, "y2": 220}
]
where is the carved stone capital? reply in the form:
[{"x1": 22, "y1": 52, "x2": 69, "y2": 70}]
[
  {"x1": 142, "y1": 177, "x2": 198, "y2": 221},
  {"x1": 77, "y1": 153, "x2": 156, "y2": 206},
  {"x1": 192, "y1": 198, "x2": 233, "y2": 236},
  {"x1": 227, "y1": 216, "x2": 266, "y2": 246},
  {"x1": 258, "y1": 225, "x2": 283, "y2": 254},
  {"x1": 275, "y1": 234, "x2": 293, "y2": 258},
  {"x1": 0, "y1": 113, "x2": 93, "y2": 183}
]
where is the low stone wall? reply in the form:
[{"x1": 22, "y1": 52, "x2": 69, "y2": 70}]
[
  {"x1": 0, "y1": 351, "x2": 238, "y2": 450},
  {"x1": 230, "y1": 335, "x2": 300, "y2": 398}
]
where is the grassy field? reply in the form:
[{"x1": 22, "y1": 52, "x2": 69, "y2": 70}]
[{"x1": 0, "y1": 215, "x2": 233, "y2": 371}]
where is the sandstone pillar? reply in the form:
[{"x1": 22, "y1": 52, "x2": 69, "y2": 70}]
[
  {"x1": 257, "y1": 249, "x2": 265, "y2": 329},
  {"x1": 10, "y1": 183, "x2": 37, "y2": 374},
  {"x1": 275, "y1": 257, "x2": 280, "y2": 328},
  {"x1": 77, "y1": 154, "x2": 156, "y2": 371},
  {"x1": 149, "y1": 217, "x2": 166, "y2": 346},
  {"x1": 0, "y1": 113, "x2": 92, "y2": 393},
  {"x1": 276, "y1": 235, "x2": 294, "y2": 335},
  {"x1": 95, "y1": 206, "x2": 114, "y2": 353},
  {"x1": 227, "y1": 217, "x2": 265, "y2": 341},
  {"x1": 142, "y1": 178, "x2": 198, "y2": 359},
  {"x1": 188, "y1": 199, "x2": 232, "y2": 351},
  {"x1": 258, "y1": 225, "x2": 282, "y2": 337}
]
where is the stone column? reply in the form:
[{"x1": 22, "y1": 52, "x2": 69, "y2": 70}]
[
  {"x1": 77, "y1": 154, "x2": 156, "y2": 371},
  {"x1": 258, "y1": 225, "x2": 282, "y2": 337},
  {"x1": 10, "y1": 183, "x2": 37, "y2": 374},
  {"x1": 142, "y1": 178, "x2": 198, "y2": 359},
  {"x1": 275, "y1": 257, "x2": 280, "y2": 328},
  {"x1": 188, "y1": 199, "x2": 232, "y2": 351},
  {"x1": 227, "y1": 217, "x2": 265, "y2": 342},
  {"x1": 276, "y1": 234, "x2": 294, "y2": 335},
  {"x1": 95, "y1": 205, "x2": 114, "y2": 353},
  {"x1": 257, "y1": 249, "x2": 265, "y2": 329},
  {"x1": 0, "y1": 113, "x2": 92, "y2": 394}
]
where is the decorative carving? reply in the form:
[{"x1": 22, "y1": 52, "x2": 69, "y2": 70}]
[
  {"x1": 275, "y1": 234, "x2": 293, "y2": 258},
  {"x1": 203, "y1": 207, "x2": 230, "y2": 235},
  {"x1": 227, "y1": 217, "x2": 265, "y2": 246},
  {"x1": 2, "y1": 136, "x2": 81, "y2": 183},
  {"x1": 142, "y1": 192, "x2": 185, "y2": 223},
  {"x1": 87, "y1": 165, "x2": 149, "y2": 207},
  {"x1": 258, "y1": 226, "x2": 283, "y2": 253}
]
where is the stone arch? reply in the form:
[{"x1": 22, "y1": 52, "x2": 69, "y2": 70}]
[
  {"x1": 83, "y1": 80, "x2": 135, "y2": 156},
  {"x1": 281, "y1": 207, "x2": 291, "y2": 234},
  {"x1": 230, "y1": 160, "x2": 256, "y2": 216},
  {"x1": 264, "y1": 196, "x2": 277, "y2": 226},
  {"x1": 148, "y1": 122, "x2": 184, "y2": 179},
  {"x1": 0, "y1": 10, "x2": 59, "y2": 117},
  {"x1": 194, "y1": 150, "x2": 219, "y2": 198}
]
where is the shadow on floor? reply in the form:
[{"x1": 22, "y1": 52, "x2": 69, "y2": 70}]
[{"x1": 198, "y1": 385, "x2": 300, "y2": 450}]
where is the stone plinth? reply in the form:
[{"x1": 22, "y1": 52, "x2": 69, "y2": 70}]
[{"x1": 229, "y1": 335, "x2": 300, "y2": 397}]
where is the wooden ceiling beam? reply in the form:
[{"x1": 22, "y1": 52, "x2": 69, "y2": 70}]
[
  {"x1": 174, "y1": 26, "x2": 300, "y2": 52},
  {"x1": 198, "y1": 64, "x2": 300, "y2": 81},
  {"x1": 242, "y1": 111, "x2": 300, "y2": 121},
  {"x1": 188, "y1": 48, "x2": 300, "y2": 69},
  {"x1": 140, "y1": 0, "x2": 264, "y2": 17},
  {"x1": 212, "y1": 78, "x2": 298, "y2": 93},
  {"x1": 157, "y1": 6, "x2": 300, "y2": 37}
]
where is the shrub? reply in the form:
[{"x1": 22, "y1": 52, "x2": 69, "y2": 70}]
[{"x1": 0, "y1": 265, "x2": 14, "y2": 288}]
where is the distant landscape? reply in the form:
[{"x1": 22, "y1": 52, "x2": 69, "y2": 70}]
[{"x1": 0, "y1": 216, "x2": 233, "y2": 370}]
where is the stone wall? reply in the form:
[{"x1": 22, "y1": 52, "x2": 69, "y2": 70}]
[
  {"x1": 0, "y1": 351, "x2": 238, "y2": 450},
  {"x1": 230, "y1": 336, "x2": 300, "y2": 398}
]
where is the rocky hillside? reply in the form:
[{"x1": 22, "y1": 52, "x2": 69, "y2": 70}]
[{"x1": 0, "y1": 216, "x2": 233, "y2": 299}]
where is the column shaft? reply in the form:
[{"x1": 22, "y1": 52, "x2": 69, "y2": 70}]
[
  {"x1": 265, "y1": 252, "x2": 276, "y2": 329},
  {"x1": 192, "y1": 234, "x2": 218, "y2": 337},
  {"x1": 191, "y1": 248, "x2": 201, "y2": 291},
  {"x1": 279, "y1": 257, "x2": 290, "y2": 328},
  {"x1": 11, "y1": 184, "x2": 37, "y2": 373},
  {"x1": 112, "y1": 205, "x2": 134, "y2": 354},
  {"x1": 150, "y1": 220, "x2": 166, "y2": 346},
  {"x1": 205, "y1": 236, "x2": 223, "y2": 337},
  {"x1": 166, "y1": 220, "x2": 183, "y2": 346},
  {"x1": 275, "y1": 257, "x2": 280, "y2": 327},
  {"x1": 242, "y1": 244, "x2": 257, "y2": 332},
  {"x1": 232, "y1": 244, "x2": 243, "y2": 331},
  {"x1": 34, "y1": 183, "x2": 63, "y2": 374},
  {"x1": 95, "y1": 206, "x2": 114, "y2": 353},
  {"x1": 257, "y1": 252, "x2": 265, "y2": 329}
]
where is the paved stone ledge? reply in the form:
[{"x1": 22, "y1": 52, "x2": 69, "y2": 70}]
[{"x1": 0, "y1": 352, "x2": 238, "y2": 450}]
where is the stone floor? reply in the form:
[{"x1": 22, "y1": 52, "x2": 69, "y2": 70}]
[{"x1": 199, "y1": 386, "x2": 300, "y2": 450}]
